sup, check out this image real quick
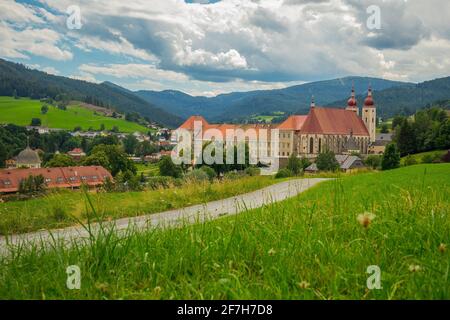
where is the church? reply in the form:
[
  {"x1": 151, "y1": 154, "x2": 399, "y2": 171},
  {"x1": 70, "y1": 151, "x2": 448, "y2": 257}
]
[
  {"x1": 175, "y1": 85, "x2": 376, "y2": 163},
  {"x1": 278, "y1": 86, "x2": 376, "y2": 159}
]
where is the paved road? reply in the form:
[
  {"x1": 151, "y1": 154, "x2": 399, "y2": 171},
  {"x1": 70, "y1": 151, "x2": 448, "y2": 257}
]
[{"x1": 0, "y1": 178, "x2": 329, "y2": 255}]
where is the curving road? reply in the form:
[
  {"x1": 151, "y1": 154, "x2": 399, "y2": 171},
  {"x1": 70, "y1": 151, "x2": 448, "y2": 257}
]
[{"x1": 0, "y1": 178, "x2": 329, "y2": 256}]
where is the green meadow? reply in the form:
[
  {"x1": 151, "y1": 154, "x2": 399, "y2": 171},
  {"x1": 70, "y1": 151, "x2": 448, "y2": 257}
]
[
  {"x1": 0, "y1": 176, "x2": 278, "y2": 235},
  {"x1": 0, "y1": 96, "x2": 148, "y2": 133},
  {"x1": 0, "y1": 164, "x2": 449, "y2": 299}
]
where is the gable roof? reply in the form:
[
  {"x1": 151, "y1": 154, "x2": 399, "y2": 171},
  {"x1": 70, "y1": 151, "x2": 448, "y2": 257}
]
[
  {"x1": 179, "y1": 115, "x2": 210, "y2": 130},
  {"x1": 301, "y1": 107, "x2": 369, "y2": 136},
  {"x1": 0, "y1": 166, "x2": 112, "y2": 193},
  {"x1": 277, "y1": 115, "x2": 307, "y2": 130}
]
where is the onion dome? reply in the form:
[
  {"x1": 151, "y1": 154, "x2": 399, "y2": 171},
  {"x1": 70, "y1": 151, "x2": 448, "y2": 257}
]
[
  {"x1": 347, "y1": 85, "x2": 357, "y2": 107},
  {"x1": 364, "y1": 86, "x2": 374, "y2": 107}
]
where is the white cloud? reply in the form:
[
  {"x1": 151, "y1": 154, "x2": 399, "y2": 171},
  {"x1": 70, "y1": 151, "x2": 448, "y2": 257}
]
[
  {"x1": 3, "y1": 0, "x2": 450, "y2": 93},
  {"x1": 0, "y1": 22, "x2": 73, "y2": 61}
]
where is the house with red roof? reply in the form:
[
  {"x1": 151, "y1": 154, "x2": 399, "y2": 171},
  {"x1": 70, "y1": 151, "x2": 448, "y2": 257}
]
[{"x1": 0, "y1": 166, "x2": 112, "y2": 194}]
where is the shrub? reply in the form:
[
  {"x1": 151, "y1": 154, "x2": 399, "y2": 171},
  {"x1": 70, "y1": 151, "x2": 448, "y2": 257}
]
[
  {"x1": 244, "y1": 167, "x2": 261, "y2": 176},
  {"x1": 52, "y1": 206, "x2": 68, "y2": 222},
  {"x1": 381, "y1": 143, "x2": 400, "y2": 170},
  {"x1": 159, "y1": 156, "x2": 182, "y2": 178},
  {"x1": 185, "y1": 169, "x2": 209, "y2": 182},
  {"x1": 146, "y1": 176, "x2": 180, "y2": 190},
  {"x1": 442, "y1": 150, "x2": 450, "y2": 163},
  {"x1": 365, "y1": 155, "x2": 382, "y2": 169},
  {"x1": 275, "y1": 168, "x2": 293, "y2": 179},
  {"x1": 403, "y1": 155, "x2": 417, "y2": 166},
  {"x1": 224, "y1": 171, "x2": 246, "y2": 180},
  {"x1": 200, "y1": 166, "x2": 217, "y2": 181},
  {"x1": 422, "y1": 153, "x2": 442, "y2": 164}
]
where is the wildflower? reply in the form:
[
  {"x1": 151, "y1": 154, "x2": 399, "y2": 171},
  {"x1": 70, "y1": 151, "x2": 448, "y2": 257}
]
[
  {"x1": 438, "y1": 243, "x2": 447, "y2": 254},
  {"x1": 357, "y1": 212, "x2": 376, "y2": 228},
  {"x1": 95, "y1": 282, "x2": 109, "y2": 293},
  {"x1": 268, "y1": 248, "x2": 276, "y2": 256},
  {"x1": 298, "y1": 281, "x2": 310, "y2": 289},
  {"x1": 154, "y1": 286, "x2": 162, "y2": 295},
  {"x1": 408, "y1": 264, "x2": 421, "y2": 273}
]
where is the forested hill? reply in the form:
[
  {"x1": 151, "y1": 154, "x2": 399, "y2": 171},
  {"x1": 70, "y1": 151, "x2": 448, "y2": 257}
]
[
  {"x1": 0, "y1": 59, "x2": 183, "y2": 128},
  {"x1": 327, "y1": 76, "x2": 450, "y2": 118},
  {"x1": 136, "y1": 76, "x2": 409, "y2": 122}
]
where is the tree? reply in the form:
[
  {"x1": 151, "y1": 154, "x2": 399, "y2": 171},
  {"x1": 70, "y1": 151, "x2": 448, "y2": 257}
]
[
  {"x1": 392, "y1": 116, "x2": 405, "y2": 130},
  {"x1": 287, "y1": 154, "x2": 302, "y2": 175},
  {"x1": 316, "y1": 150, "x2": 339, "y2": 171},
  {"x1": 364, "y1": 155, "x2": 382, "y2": 169},
  {"x1": 136, "y1": 141, "x2": 158, "y2": 157},
  {"x1": 395, "y1": 119, "x2": 417, "y2": 156},
  {"x1": 86, "y1": 144, "x2": 136, "y2": 176},
  {"x1": 159, "y1": 156, "x2": 182, "y2": 178},
  {"x1": 381, "y1": 143, "x2": 400, "y2": 170},
  {"x1": 46, "y1": 154, "x2": 76, "y2": 167},
  {"x1": 30, "y1": 118, "x2": 42, "y2": 126},
  {"x1": 100, "y1": 123, "x2": 105, "y2": 131},
  {"x1": 41, "y1": 105, "x2": 49, "y2": 115},
  {"x1": 300, "y1": 157, "x2": 311, "y2": 170},
  {"x1": 123, "y1": 134, "x2": 139, "y2": 155},
  {"x1": 0, "y1": 142, "x2": 7, "y2": 168},
  {"x1": 380, "y1": 124, "x2": 389, "y2": 133},
  {"x1": 82, "y1": 151, "x2": 110, "y2": 169}
]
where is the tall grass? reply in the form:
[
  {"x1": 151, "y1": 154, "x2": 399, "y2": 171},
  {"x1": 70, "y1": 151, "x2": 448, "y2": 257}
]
[
  {"x1": 0, "y1": 164, "x2": 449, "y2": 299},
  {"x1": 0, "y1": 176, "x2": 279, "y2": 235}
]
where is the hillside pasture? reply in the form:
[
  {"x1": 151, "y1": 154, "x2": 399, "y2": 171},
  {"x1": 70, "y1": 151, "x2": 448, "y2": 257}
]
[{"x1": 0, "y1": 96, "x2": 148, "y2": 133}]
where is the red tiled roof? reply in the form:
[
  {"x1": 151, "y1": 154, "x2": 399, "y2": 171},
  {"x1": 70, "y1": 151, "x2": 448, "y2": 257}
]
[
  {"x1": 301, "y1": 107, "x2": 369, "y2": 136},
  {"x1": 0, "y1": 166, "x2": 112, "y2": 193},
  {"x1": 68, "y1": 148, "x2": 85, "y2": 154},
  {"x1": 179, "y1": 116, "x2": 210, "y2": 130},
  {"x1": 277, "y1": 115, "x2": 307, "y2": 130}
]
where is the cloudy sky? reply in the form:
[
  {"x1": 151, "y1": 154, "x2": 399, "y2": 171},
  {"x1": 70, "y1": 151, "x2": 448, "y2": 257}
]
[{"x1": 1, "y1": 0, "x2": 449, "y2": 96}]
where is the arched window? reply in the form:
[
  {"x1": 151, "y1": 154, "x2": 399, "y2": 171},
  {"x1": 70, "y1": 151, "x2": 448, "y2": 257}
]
[
  {"x1": 309, "y1": 137, "x2": 314, "y2": 154},
  {"x1": 318, "y1": 138, "x2": 322, "y2": 153}
]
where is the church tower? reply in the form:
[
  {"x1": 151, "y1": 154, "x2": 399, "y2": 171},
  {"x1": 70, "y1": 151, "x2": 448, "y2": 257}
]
[
  {"x1": 346, "y1": 83, "x2": 358, "y2": 115},
  {"x1": 362, "y1": 86, "x2": 376, "y2": 143}
]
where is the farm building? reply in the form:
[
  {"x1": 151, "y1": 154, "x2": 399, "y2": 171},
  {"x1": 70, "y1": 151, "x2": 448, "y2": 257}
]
[
  {"x1": 305, "y1": 155, "x2": 365, "y2": 173},
  {"x1": 0, "y1": 166, "x2": 112, "y2": 194}
]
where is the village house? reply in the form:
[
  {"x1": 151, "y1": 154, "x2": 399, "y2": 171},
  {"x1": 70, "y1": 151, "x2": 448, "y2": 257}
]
[
  {"x1": 67, "y1": 148, "x2": 86, "y2": 161},
  {"x1": 0, "y1": 166, "x2": 112, "y2": 194},
  {"x1": 369, "y1": 133, "x2": 393, "y2": 154},
  {"x1": 305, "y1": 155, "x2": 365, "y2": 173}
]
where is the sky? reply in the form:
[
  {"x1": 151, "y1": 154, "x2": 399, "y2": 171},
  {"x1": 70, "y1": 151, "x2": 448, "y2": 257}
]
[{"x1": 1, "y1": 0, "x2": 450, "y2": 96}]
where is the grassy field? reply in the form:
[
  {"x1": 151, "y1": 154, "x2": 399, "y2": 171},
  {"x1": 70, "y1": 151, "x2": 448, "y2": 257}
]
[
  {"x1": 0, "y1": 96, "x2": 148, "y2": 133},
  {"x1": 135, "y1": 163, "x2": 160, "y2": 176},
  {"x1": 0, "y1": 175, "x2": 278, "y2": 235},
  {"x1": 401, "y1": 150, "x2": 447, "y2": 165},
  {"x1": 0, "y1": 164, "x2": 448, "y2": 299}
]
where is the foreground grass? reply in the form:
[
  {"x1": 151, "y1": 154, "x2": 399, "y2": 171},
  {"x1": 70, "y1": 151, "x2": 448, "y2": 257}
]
[
  {"x1": 0, "y1": 96, "x2": 147, "y2": 133},
  {"x1": 0, "y1": 164, "x2": 449, "y2": 299},
  {"x1": 0, "y1": 176, "x2": 278, "y2": 235}
]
